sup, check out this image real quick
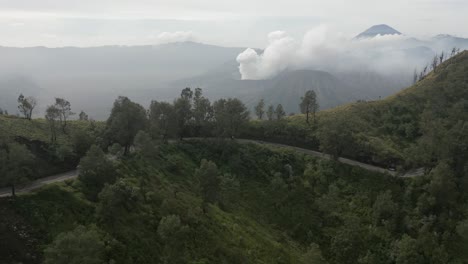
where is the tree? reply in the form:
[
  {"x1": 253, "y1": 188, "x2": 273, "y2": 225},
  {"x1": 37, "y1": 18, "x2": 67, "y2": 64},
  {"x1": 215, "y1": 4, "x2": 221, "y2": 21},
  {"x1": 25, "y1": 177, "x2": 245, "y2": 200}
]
[
  {"x1": 255, "y1": 99, "x2": 265, "y2": 120},
  {"x1": 413, "y1": 69, "x2": 418, "y2": 84},
  {"x1": 96, "y1": 179, "x2": 140, "y2": 226},
  {"x1": 71, "y1": 128, "x2": 94, "y2": 157},
  {"x1": 105, "y1": 96, "x2": 148, "y2": 155},
  {"x1": 192, "y1": 88, "x2": 212, "y2": 136},
  {"x1": 301, "y1": 243, "x2": 327, "y2": 264},
  {"x1": 439, "y1": 51, "x2": 445, "y2": 65},
  {"x1": 372, "y1": 190, "x2": 399, "y2": 230},
  {"x1": 45, "y1": 105, "x2": 61, "y2": 143},
  {"x1": 431, "y1": 55, "x2": 438, "y2": 72},
  {"x1": 317, "y1": 115, "x2": 357, "y2": 159},
  {"x1": 78, "y1": 145, "x2": 116, "y2": 200},
  {"x1": 17, "y1": 94, "x2": 37, "y2": 120},
  {"x1": 0, "y1": 142, "x2": 34, "y2": 196},
  {"x1": 78, "y1": 111, "x2": 89, "y2": 121},
  {"x1": 393, "y1": 235, "x2": 424, "y2": 264},
  {"x1": 149, "y1": 101, "x2": 177, "y2": 140},
  {"x1": 44, "y1": 225, "x2": 105, "y2": 264},
  {"x1": 195, "y1": 159, "x2": 221, "y2": 205},
  {"x1": 220, "y1": 173, "x2": 240, "y2": 207},
  {"x1": 134, "y1": 130, "x2": 157, "y2": 157},
  {"x1": 427, "y1": 161, "x2": 458, "y2": 210},
  {"x1": 450, "y1": 47, "x2": 457, "y2": 58},
  {"x1": 174, "y1": 88, "x2": 193, "y2": 139},
  {"x1": 275, "y1": 104, "x2": 286, "y2": 120},
  {"x1": 54, "y1": 98, "x2": 75, "y2": 132},
  {"x1": 300, "y1": 90, "x2": 319, "y2": 124},
  {"x1": 212, "y1": 98, "x2": 249, "y2": 138},
  {"x1": 157, "y1": 215, "x2": 190, "y2": 264},
  {"x1": 266, "y1": 105, "x2": 275, "y2": 121}
]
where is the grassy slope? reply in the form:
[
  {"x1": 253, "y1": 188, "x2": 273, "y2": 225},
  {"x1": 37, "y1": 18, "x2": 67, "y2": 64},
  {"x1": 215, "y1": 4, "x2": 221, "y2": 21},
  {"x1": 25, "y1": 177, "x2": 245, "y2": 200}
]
[
  {"x1": 0, "y1": 115, "x2": 95, "y2": 144},
  {"x1": 286, "y1": 51, "x2": 468, "y2": 165},
  {"x1": 0, "y1": 115, "x2": 104, "y2": 182},
  {"x1": 0, "y1": 140, "x2": 407, "y2": 264}
]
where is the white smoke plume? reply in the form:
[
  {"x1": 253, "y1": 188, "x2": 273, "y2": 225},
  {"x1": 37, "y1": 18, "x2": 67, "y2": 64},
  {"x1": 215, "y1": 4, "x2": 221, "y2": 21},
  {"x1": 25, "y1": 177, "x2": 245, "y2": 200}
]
[{"x1": 236, "y1": 25, "x2": 430, "y2": 80}]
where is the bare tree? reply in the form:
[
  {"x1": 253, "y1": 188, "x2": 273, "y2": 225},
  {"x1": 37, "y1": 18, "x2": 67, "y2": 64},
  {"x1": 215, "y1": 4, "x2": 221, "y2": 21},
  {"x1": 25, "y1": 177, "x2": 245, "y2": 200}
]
[
  {"x1": 17, "y1": 94, "x2": 37, "y2": 120},
  {"x1": 413, "y1": 68, "x2": 418, "y2": 84},
  {"x1": 439, "y1": 52, "x2": 445, "y2": 65},
  {"x1": 431, "y1": 55, "x2": 438, "y2": 72},
  {"x1": 79, "y1": 111, "x2": 89, "y2": 121},
  {"x1": 451, "y1": 47, "x2": 457, "y2": 58},
  {"x1": 54, "y1": 98, "x2": 75, "y2": 132}
]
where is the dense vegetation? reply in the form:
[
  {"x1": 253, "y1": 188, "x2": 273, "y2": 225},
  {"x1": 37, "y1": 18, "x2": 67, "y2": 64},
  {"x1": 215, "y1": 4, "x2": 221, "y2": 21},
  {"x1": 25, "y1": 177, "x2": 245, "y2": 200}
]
[
  {"x1": 0, "y1": 51, "x2": 467, "y2": 263},
  {"x1": 0, "y1": 113, "x2": 103, "y2": 190},
  {"x1": 2, "y1": 138, "x2": 468, "y2": 263},
  {"x1": 244, "y1": 51, "x2": 468, "y2": 170}
]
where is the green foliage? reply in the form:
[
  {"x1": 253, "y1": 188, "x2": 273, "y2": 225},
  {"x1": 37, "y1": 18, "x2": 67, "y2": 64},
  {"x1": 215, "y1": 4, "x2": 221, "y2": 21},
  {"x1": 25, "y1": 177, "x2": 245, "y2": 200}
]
[
  {"x1": 105, "y1": 96, "x2": 148, "y2": 154},
  {"x1": 157, "y1": 215, "x2": 190, "y2": 263},
  {"x1": 300, "y1": 90, "x2": 319, "y2": 124},
  {"x1": 255, "y1": 99, "x2": 265, "y2": 120},
  {"x1": 393, "y1": 235, "x2": 424, "y2": 264},
  {"x1": 0, "y1": 142, "x2": 34, "y2": 195},
  {"x1": 0, "y1": 114, "x2": 103, "y2": 187},
  {"x1": 149, "y1": 100, "x2": 177, "y2": 140},
  {"x1": 196, "y1": 159, "x2": 221, "y2": 204},
  {"x1": 174, "y1": 88, "x2": 193, "y2": 138},
  {"x1": 96, "y1": 179, "x2": 140, "y2": 227},
  {"x1": 133, "y1": 130, "x2": 158, "y2": 157},
  {"x1": 212, "y1": 98, "x2": 249, "y2": 137},
  {"x1": 3, "y1": 52, "x2": 468, "y2": 264},
  {"x1": 301, "y1": 243, "x2": 327, "y2": 264},
  {"x1": 5, "y1": 139, "x2": 468, "y2": 263},
  {"x1": 17, "y1": 93, "x2": 37, "y2": 120},
  {"x1": 78, "y1": 145, "x2": 116, "y2": 200},
  {"x1": 44, "y1": 225, "x2": 105, "y2": 264},
  {"x1": 317, "y1": 114, "x2": 359, "y2": 158},
  {"x1": 275, "y1": 103, "x2": 286, "y2": 120}
]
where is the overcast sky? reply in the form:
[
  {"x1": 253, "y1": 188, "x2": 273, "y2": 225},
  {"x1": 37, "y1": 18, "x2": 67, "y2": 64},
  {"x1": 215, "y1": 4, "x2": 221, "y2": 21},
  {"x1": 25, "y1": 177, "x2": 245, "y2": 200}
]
[{"x1": 0, "y1": 0, "x2": 466, "y2": 47}]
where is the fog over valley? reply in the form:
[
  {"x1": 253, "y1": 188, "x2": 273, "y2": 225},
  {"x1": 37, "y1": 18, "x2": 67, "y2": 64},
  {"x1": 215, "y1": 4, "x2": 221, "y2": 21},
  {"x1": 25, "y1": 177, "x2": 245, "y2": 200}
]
[{"x1": 0, "y1": 24, "x2": 467, "y2": 119}]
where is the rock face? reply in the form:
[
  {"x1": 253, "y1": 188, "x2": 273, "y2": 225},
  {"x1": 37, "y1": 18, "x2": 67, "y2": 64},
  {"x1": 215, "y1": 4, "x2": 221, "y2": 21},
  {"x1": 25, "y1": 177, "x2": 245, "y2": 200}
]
[{"x1": 355, "y1": 24, "x2": 402, "y2": 39}]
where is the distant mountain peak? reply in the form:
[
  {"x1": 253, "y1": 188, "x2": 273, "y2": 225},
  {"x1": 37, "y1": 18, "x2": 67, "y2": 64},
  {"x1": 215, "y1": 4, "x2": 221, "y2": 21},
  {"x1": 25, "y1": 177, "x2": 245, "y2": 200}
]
[{"x1": 355, "y1": 24, "x2": 402, "y2": 39}]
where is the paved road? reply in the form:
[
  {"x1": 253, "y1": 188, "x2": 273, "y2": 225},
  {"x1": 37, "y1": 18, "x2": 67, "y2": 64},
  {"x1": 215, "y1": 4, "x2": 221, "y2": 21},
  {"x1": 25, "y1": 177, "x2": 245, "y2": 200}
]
[
  {"x1": 0, "y1": 170, "x2": 78, "y2": 197},
  {"x1": 182, "y1": 138, "x2": 426, "y2": 177},
  {"x1": 0, "y1": 138, "x2": 425, "y2": 197},
  {"x1": 235, "y1": 139, "x2": 425, "y2": 178}
]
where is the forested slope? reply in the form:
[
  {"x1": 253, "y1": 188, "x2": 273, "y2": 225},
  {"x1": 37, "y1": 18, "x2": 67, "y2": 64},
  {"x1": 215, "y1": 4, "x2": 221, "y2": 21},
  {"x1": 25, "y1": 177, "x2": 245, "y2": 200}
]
[
  {"x1": 0, "y1": 50, "x2": 467, "y2": 264},
  {"x1": 247, "y1": 51, "x2": 468, "y2": 172}
]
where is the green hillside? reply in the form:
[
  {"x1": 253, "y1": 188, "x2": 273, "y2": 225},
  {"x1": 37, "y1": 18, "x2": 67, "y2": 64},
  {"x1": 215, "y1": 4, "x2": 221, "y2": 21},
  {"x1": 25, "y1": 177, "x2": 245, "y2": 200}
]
[
  {"x1": 3, "y1": 137, "x2": 468, "y2": 263},
  {"x1": 249, "y1": 51, "x2": 468, "y2": 170},
  {"x1": 0, "y1": 115, "x2": 103, "y2": 186},
  {"x1": 0, "y1": 51, "x2": 467, "y2": 264}
]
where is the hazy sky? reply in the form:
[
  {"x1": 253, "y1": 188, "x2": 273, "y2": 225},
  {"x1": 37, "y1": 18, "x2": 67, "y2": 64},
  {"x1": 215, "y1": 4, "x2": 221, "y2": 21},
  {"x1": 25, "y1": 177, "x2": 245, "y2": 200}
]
[{"x1": 0, "y1": 0, "x2": 466, "y2": 47}]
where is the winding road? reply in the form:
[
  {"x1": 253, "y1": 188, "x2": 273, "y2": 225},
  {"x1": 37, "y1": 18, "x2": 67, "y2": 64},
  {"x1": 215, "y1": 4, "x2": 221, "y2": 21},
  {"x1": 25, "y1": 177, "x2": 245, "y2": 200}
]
[
  {"x1": 0, "y1": 139, "x2": 425, "y2": 197},
  {"x1": 0, "y1": 170, "x2": 78, "y2": 197},
  {"x1": 236, "y1": 139, "x2": 425, "y2": 178}
]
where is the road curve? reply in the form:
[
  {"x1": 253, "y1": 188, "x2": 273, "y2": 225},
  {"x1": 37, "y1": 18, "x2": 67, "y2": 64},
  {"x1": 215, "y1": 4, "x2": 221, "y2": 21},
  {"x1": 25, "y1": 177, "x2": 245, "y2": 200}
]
[
  {"x1": 0, "y1": 138, "x2": 425, "y2": 197},
  {"x1": 0, "y1": 170, "x2": 78, "y2": 197},
  {"x1": 183, "y1": 138, "x2": 425, "y2": 178}
]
